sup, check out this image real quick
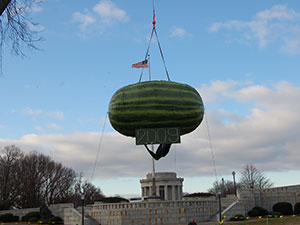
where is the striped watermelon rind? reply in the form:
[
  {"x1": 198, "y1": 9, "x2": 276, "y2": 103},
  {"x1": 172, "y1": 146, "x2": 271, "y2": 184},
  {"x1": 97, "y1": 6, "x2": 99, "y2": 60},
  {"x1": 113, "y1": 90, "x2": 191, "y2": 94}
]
[{"x1": 108, "y1": 80, "x2": 204, "y2": 137}]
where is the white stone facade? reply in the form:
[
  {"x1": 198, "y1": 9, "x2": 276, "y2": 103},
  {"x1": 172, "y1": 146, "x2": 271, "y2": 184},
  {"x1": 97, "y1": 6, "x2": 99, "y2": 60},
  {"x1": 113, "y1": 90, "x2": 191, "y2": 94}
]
[
  {"x1": 140, "y1": 172, "x2": 183, "y2": 201},
  {"x1": 221, "y1": 184, "x2": 300, "y2": 221},
  {"x1": 88, "y1": 200, "x2": 218, "y2": 225}
]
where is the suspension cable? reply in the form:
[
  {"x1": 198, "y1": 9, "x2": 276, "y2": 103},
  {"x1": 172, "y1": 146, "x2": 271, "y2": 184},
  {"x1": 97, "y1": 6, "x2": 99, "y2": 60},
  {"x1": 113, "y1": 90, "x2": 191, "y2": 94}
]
[
  {"x1": 154, "y1": 28, "x2": 171, "y2": 81},
  {"x1": 138, "y1": 1, "x2": 171, "y2": 82},
  {"x1": 205, "y1": 112, "x2": 218, "y2": 182},
  {"x1": 91, "y1": 112, "x2": 108, "y2": 181}
]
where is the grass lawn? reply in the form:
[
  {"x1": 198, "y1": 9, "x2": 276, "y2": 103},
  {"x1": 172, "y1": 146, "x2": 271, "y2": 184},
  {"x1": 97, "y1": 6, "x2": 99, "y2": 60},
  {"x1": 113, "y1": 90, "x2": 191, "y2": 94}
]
[{"x1": 225, "y1": 215, "x2": 300, "y2": 225}]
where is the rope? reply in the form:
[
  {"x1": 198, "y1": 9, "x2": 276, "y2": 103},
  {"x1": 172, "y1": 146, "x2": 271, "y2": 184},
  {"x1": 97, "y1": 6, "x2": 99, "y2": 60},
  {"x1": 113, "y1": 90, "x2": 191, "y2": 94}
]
[
  {"x1": 154, "y1": 28, "x2": 171, "y2": 81},
  {"x1": 205, "y1": 112, "x2": 218, "y2": 182},
  {"x1": 138, "y1": 1, "x2": 171, "y2": 82},
  {"x1": 91, "y1": 112, "x2": 108, "y2": 181},
  {"x1": 139, "y1": 28, "x2": 154, "y2": 82},
  {"x1": 152, "y1": 0, "x2": 155, "y2": 13}
]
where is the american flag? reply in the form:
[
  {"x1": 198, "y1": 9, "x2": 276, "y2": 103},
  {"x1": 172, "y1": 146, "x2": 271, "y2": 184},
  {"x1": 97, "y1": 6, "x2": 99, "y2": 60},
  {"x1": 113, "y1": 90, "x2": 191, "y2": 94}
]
[{"x1": 132, "y1": 59, "x2": 148, "y2": 68}]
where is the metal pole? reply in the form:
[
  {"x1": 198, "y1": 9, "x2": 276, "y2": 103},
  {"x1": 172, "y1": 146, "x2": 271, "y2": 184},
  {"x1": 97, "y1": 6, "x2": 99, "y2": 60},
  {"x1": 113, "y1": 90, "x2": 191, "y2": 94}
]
[
  {"x1": 232, "y1": 171, "x2": 236, "y2": 197},
  {"x1": 148, "y1": 54, "x2": 151, "y2": 81},
  {"x1": 148, "y1": 54, "x2": 156, "y2": 197},
  {"x1": 151, "y1": 144, "x2": 156, "y2": 196},
  {"x1": 221, "y1": 178, "x2": 225, "y2": 197},
  {"x1": 218, "y1": 190, "x2": 222, "y2": 223},
  {"x1": 81, "y1": 193, "x2": 84, "y2": 225}
]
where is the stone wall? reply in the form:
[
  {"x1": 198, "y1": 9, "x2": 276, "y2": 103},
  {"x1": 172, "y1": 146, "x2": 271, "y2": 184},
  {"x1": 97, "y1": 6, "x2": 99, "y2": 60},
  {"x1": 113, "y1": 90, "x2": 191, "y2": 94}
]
[
  {"x1": 0, "y1": 207, "x2": 40, "y2": 219},
  {"x1": 2, "y1": 184, "x2": 299, "y2": 224},
  {"x1": 88, "y1": 200, "x2": 218, "y2": 225},
  {"x1": 258, "y1": 185, "x2": 300, "y2": 211},
  {"x1": 0, "y1": 203, "x2": 81, "y2": 224},
  {"x1": 222, "y1": 184, "x2": 300, "y2": 219}
]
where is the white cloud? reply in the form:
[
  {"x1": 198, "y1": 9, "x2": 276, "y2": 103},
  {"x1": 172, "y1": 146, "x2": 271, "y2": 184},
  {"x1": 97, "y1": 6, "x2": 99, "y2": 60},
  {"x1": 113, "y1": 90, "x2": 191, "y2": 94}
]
[
  {"x1": 22, "y1": 107, "x2": 64, "y2": 120},
  {"x1": 1, "y1": 81, "x2": 300, "y2": 181},
  {"x1": 281, "y1": 38, "x2": 300, "y2": 55},
  {"x1": 209, "y1": 5, "x2": 300, "y2": 52},
  {"x1": 93, "y1": 0, "x2": 128, "y2": 25},
  {"x1": 47, "y1": 123, "x2": 64, "y2": 130},
  {"x1": 255, "y1": 5, "x2": 300, "y2": 21},
  {"x1": 72, "y1": 12, "x2": 96, "y2": 31},
  {"x1": 170, "y1": 26, "x2": 188, "y2": 38},
  {"x1": 72, "y1": 0, "x2": 128, "y2": 33}
]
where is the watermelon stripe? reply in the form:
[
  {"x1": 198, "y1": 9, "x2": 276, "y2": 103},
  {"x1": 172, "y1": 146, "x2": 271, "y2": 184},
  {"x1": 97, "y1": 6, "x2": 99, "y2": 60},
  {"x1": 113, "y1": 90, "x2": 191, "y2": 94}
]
[
  {"x1": 110, "y1": 110, "x2": 200, "y2": 120},
  {"x1": 112, "y1": 86, "x2": 200, "y2": 99},
  {"x1": 110, "y1": 105, "x2": 202, "y2": 113},
  {"x1": 110, "y1": 97, "x2": 202, "y2": 107},
  {"x1": 110, "y1": 117, "x2": 203, "y2": 136},
  {"x1": 111, "y1": 87, "x2": 200, "y2": 102},
  {"x1": 116, "y1": 81, "x2": 196, "y2": 93}
]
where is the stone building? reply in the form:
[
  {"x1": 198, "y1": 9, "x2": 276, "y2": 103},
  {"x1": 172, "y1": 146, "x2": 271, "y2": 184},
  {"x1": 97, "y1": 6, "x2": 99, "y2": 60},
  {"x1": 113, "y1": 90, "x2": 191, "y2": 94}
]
[{"x1": 140, "y1": 172, "x2": 184, "y2": 201}]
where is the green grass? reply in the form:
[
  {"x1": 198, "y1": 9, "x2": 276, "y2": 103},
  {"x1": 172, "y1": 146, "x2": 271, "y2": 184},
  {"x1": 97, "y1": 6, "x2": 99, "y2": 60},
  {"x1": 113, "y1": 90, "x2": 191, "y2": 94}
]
[{"x1": 225, "y1": 215, "x2": 300, "y2": 225}]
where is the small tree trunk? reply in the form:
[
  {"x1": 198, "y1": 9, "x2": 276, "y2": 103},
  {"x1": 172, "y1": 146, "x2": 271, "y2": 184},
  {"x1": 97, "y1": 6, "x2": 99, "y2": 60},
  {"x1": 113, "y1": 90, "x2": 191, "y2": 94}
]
[{"x1": 0, "y1": 0, "x2": 11, "y2": 16}]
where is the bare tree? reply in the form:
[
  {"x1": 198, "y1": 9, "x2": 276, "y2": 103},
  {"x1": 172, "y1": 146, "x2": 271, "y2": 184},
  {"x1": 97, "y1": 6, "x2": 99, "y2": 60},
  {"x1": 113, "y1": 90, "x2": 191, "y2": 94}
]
[
  {"x1": 0, "y1": 145, "x2": 23, "y2": 209},
  {"x1": 208, "y1": 179, "x2": 239, "y2": 196},
  {"x1": 0, "y1": 0, "x2": 44, "y2": 73},
  {"x1": 239, "y1": 163, "x2": 273, "y2": 189},
  {"x1": 72, "y1": 174, "x2": 105, "y2": 207},
  {"x1": 0, "y1": 146, "x2": 105, "y2": 208},
  {"x1": 16, "y1": 151, "x2": 77, "y2": 208}
]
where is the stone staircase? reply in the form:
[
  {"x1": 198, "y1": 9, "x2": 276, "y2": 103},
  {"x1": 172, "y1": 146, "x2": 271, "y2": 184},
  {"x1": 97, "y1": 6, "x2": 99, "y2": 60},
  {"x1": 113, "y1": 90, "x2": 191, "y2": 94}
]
[
  {"x1": 85, "y1": 214, "x2": 101, "y2": 225},
  {"x1": 75, "y1": 208, "x2": 100, "y2": 225},
  {"x1": 209, "y1": 195, "x2": 238, "y2": 222}
]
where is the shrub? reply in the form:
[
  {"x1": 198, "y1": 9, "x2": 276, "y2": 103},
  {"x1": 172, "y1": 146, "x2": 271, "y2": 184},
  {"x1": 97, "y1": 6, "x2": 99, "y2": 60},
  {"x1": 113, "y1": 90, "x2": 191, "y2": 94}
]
[
  {"x1": 184, "y1": 192, "x2": 214, "y2": 198},
  {"x1": 21, "y1": 211, "x2": 41, "y2": 222},
  {"x1": 272, "y1": 202, "x2": 293, "y2": 215},
  {"x1": 98, "y1": 197, "x2": 129, "y2": 203},
  {"x1": 38, "y1": 216, "x2": 63, "y2": 224},
  {"x1": 12, "y1": 215, "x2": 19, "y2": 222},
  {"x1": 255, "y1": 206, "x2": 269, "y2": 216},
  {"x1": 229, "y1": 214, "x2": 245, "y2": 221},
  {"x1": 269, "y1": 211, "x2": 282, "y2": 218},
  {"x1": 40, "y1": 204, "x2": 53, "y2": 219},
  {"x1": 248, "y1": 206, "x2": 269, "y2": 217},
  {"x1": 48, "y1": 216, "x2": 64, "y2": 224},
  {"x1": 248, "y1": 208, "x2": 260, "y2": 217},
  {"x1": 295, "y1": 202, "x2": 300, "y2": 214},
  {"x1": 28, "y1": 217, "x2": 39, "y2": 223},
  {"x1": 0, "y1": 213, "x2": 14, "y2": 222}
]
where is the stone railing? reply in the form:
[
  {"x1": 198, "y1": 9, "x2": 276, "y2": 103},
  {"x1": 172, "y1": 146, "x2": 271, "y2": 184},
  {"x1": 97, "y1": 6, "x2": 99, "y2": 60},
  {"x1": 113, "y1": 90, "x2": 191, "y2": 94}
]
[{"x1": 88, "y1": 199, "x2": 218, "y2": 225}]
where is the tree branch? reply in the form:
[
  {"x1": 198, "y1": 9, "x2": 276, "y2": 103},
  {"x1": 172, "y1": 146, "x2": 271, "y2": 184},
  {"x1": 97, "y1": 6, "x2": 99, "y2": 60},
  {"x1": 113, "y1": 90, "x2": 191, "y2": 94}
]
[{"x1": 0, "y1": 0, "x2": 11, "y2": 16}]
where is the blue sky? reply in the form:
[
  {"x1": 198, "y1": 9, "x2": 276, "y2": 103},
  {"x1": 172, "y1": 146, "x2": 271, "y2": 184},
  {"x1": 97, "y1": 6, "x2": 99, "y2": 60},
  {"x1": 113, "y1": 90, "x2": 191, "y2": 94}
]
[{"x1": 1, "y1": 0, "x2": 300, "y2": 198}]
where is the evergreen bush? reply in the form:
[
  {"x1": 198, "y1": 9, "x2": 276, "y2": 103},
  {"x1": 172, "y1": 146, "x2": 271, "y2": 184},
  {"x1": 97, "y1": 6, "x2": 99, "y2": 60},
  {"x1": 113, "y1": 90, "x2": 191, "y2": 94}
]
[
  {"x1": 248, "y1": 208, "x2": 259, "y2": 217},
  {"x1": 248, "y1": 206, "x2": 269, "y2": 217},
  {"x1": 21, "y1": 211, "x2": 41, "y2": 221},
  {"x1": 269, "y1": 211, "x2": 282, "y2": 218},
  {"x1": 28, "y1": 217, "x2": 39, "y2": 223},
  {"x1": 40, "y1": 204, "x2": 53, "y2": 219},
  {"x1": 272, "y1": 202, "x2": 293, "y2": 215},
  {"x1": 12, "y1": 215, "x2": 19, "y2": 222},
  {"x1": 98, "y1": 196, "x2": 129, "y2": 203},
  {"x1": 48, "y1": 216, "x2": 64, "y2": 224},
  {"x1": 229, "y1": 214, "x2": 245, "y2": 221},
  {"x1": 0, "y1": 213, "x2": 14, "y2": 222}
]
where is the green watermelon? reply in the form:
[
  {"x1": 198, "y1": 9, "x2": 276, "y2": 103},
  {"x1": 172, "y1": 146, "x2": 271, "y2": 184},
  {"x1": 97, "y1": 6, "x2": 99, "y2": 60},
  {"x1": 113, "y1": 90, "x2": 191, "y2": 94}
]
[{"x1": 108, "y1": 80, "x2": 204, "y2": 137}]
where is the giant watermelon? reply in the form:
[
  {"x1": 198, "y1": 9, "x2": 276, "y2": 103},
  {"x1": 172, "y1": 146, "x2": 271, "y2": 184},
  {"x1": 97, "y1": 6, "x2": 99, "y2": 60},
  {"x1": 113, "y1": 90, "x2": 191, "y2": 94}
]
[{"x1": 108, "y1": 80, "x2": 204, "y2": 137}]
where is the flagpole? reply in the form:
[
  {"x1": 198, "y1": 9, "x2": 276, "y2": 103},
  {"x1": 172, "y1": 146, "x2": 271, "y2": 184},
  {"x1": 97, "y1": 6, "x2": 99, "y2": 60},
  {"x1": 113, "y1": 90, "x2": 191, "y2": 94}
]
[
  {"x1": 147, "y1": 53, "x2": 156, "y2": 197},
  {"x1": 148, "y1": 54, "x2": 151, "y2": 81}
]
